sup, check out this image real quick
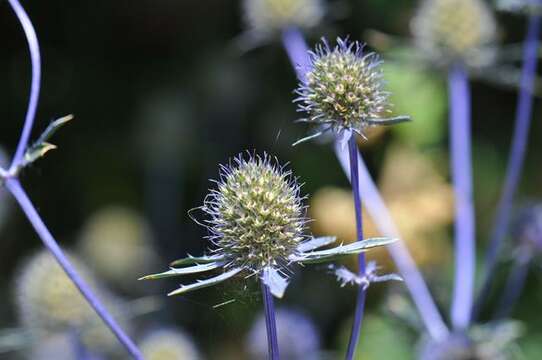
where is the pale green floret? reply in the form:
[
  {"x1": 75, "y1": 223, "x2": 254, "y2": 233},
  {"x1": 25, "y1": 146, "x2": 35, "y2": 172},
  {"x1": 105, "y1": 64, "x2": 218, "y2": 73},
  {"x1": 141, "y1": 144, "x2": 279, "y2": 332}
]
[{"x1": 212, "y1": 157, "x2": 305, "y2": 269}]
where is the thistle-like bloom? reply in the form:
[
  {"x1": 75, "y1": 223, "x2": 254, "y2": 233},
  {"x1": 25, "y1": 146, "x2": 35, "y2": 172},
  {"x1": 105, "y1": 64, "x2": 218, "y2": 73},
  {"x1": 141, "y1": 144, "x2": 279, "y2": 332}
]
[
  {"x1": 243, "y1": 0, "x2": 325, "y2": 36},
  {"x1": 294, "y1": 38, "x2": 409, "y2": 145},
  {"x1": 411, "y1": 0, "x2": 497, "y2": 68},
  {"x1": 141, "y1": 153, "x2": 395, "y2": 298}
]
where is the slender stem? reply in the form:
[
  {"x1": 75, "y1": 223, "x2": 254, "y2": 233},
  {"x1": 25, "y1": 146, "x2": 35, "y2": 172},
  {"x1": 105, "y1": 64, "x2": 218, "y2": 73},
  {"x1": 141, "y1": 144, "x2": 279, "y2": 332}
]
[
  {"x1": 261, "y1": 283, "x2": 280, "y2": 360},
  {"x1": 476, "y1": 12, "x2": 541, "y2": 317},
  {"x1": 333, "y1": 142, "x2": 449, "y2": 340},
  {"x1": 280, "y1": 25, "x2": 448, "y2": 341},
  {"x1": 448, "y1": 64, "x2": 475, "y2": 330},
  {"x1": 344, "y1": 136, "x2": 367, "y2": 360},
  {"x1": 7, "y1": 0, "x2": 41, "y2": 172},
  {"x1": 494, "y1": 249, "x2": 531, "y2": 319},
  {"x1": 5, "y1": 178, "x2": 142, "y2": 359}
]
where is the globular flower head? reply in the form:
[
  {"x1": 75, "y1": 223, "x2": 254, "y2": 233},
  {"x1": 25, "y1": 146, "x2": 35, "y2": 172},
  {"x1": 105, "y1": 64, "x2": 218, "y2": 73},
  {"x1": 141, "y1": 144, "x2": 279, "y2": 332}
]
[
  {"x1": 246, "y1": 308, "x2": 320, "y2": 360},
  {"x1": 243, "y1": 0, "x2": 325, "y2": 36},
  {"x1": 141, "y1": 152, "x2": 396, "y2": 298},
  {"x1": 411, "y1": 0, "x2": 497, "y2": 68},
  {"x1": 205, "y1": 153, "x2": 306, "y2": 270},
  {"x1": 140, "y1": 327, "x2": 200, "y2": 360},
  {"x1": 295, "y1": 38, "x2": 404, "y2": 142}
]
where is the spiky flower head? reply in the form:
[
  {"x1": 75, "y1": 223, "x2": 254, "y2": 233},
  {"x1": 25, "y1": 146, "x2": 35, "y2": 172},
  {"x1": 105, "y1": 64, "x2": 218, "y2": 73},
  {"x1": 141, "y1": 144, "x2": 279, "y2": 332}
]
[
  {"x1": 205, "y1": 153, "x2": 306, "y2": 270},
  {"x1": 411, "y1": 0, "x2": 497, "y2": 68},
  {"x1": 15, "y1": 250, "x2": 123, "y2": 353},
  {"x1": 243, "y1": 0, "x2": 325, "y2": 36},
  {"x1": 142, "y1": 152, "x2": 396, "y2": 298},
  {"x1": 295, "y1": 38, "x2": 407, "y2": 143},
  {"x1": 140, "y1": 328, "x2": 200, "y2": 360}
]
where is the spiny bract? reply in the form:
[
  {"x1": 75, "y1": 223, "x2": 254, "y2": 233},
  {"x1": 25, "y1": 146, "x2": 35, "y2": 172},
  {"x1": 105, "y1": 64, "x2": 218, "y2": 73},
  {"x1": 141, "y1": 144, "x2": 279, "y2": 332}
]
[
  {"x1": 411, "y1": 0, "x2": 497, "y2": 67},
  {"x1": 296, "y1": 38, "x2": 390, "y2": 136},
  {"x1": 205, "y1": 154, "x2": 305, "y2": 270},
  {"x1": 243, "y1": 0, "x2": 324, "y2": 35}
]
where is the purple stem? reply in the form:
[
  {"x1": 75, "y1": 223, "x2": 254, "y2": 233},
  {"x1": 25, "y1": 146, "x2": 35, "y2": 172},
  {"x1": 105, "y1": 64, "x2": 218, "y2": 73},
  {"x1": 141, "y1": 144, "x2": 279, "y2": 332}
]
[
  {"x1": 5, "y1": 179, "x2": 143, "y2": 359},
  {"x1": 261, "y1": 283, "x2": 280, "y2": 360},
  {"x1": 280, "y1": 26, "x2": 449, "y2": 340},
  {"x1": 448, "y1": 64, "x2": 475, "y2": 330},
  {"x1": 494, "y1": 249, "x2": 531, "y2": 319},
  {"x1": 344, "y1": 136, "x2": 367, "y2": 360},
  {"x1": 7, "y1": 0, "x2": 41, "y2": 172},
  {"x1": 476, "y1": 12, "x2": 541, "y2": 315}
]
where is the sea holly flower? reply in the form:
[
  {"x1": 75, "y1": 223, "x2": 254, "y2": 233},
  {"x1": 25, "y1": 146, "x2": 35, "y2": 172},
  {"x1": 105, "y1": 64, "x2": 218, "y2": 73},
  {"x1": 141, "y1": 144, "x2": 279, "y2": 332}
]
[
  {"x1": 141, "y1": 153, "x2": 396, "y2": 298},
  {"x1": 294, "y1": 38, "x2": 410, "y2": 146}
]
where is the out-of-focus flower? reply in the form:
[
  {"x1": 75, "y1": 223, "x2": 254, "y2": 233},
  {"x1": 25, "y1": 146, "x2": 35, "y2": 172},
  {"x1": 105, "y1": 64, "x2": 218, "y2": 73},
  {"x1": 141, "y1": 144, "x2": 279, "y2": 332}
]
[
  {"x1": 141, "y1": 153, "x2": 395, "y2": 298},
  {"x1": 77, "y1": 206, "x2": 158, "y2": 292},
  {"x1": 140, "y1": 327, "x2": 200, "y2": 360},
  {"x1": 243, "y1": 0, "x2": 325, "y2": 37},
  {"x1": 417, "y1": 321, "x2": 523, "y2": 360},
  {"x1": 310, "y1": 145, "x2": 453, "y2": 268},
  {"x1": 14, "y1": 250, "x2": 125, "y2": 354},
  {"x1": 411, "y1": 0, "x2": 498, "y2": 68},
  {"x1": 512, "y1": 203, "x2": 542, "y2": 254},
  {"x1": 295, "y1": 38, "x2": 409, "y2": 145},
  {"x1": 246, "y1": 308, "x2": 320, "y2": 360}
]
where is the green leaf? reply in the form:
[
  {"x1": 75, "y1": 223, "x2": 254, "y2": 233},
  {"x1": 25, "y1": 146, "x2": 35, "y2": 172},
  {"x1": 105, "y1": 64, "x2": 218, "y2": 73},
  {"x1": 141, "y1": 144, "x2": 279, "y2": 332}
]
[
  {"x1": 22, "y1": 115, "x2": 74, "y2": 167},
  {"x1": 168, "y1": 268, "x2": 242, "y2": 296},
  {"x1": 297, "y1": 236, "x2": 337, "y2": 252},
  {"x1": 170, "y1": 254, "x2": 224, "y2": 267},
  {"x1": 139, "y1": 262, "x2": 223, "y2": 280},
  {"x1": 293, "y1": 237, "x2": 397, "y2": 264},
  {"x1": 366, "y1": 115, "x2": 411, "y2": 126}
]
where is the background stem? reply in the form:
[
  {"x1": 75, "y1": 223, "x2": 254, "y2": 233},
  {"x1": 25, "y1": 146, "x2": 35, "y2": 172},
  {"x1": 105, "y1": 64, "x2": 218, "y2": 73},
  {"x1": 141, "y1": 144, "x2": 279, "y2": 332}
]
[
  {"x1": 448, "y1": 64, "x2": 475, "y2": 330},
  {"x1": 5, "y1": 178, "x2": 142, "y2": 359},
  {"x1": 261, "y1": 283, "x2": 280, "y2": 360},
  {"x1": 344, "y1": 136, "x2": 367, "y2": 360}
]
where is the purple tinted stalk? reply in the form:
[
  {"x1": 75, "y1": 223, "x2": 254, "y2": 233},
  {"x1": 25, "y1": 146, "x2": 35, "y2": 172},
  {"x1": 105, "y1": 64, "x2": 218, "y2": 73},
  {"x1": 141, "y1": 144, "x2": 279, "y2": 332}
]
[
  {"x1": 281, "y1": 26, "x2": 449, "y2": 341},
  {"x1": 344, "y1": 136, "x2": 367, "y2": 360},
  {"x1": 494, "y1": 250, "x2": 531, "y2": 319},
  {"x1": 5, "y1": 179, "x2": 143, "y2": 359},
  {"x1": 448, "y1": 64, "x2": 475, "y2": 330},
  {"x1": 476, "y1": 12, "x2": 541, "y2": 316},
  {"x1": 7, "y1": 0, "x2": 41, "y2": 172},
  {"x1": 261, "y1": 283, "x2": 280, "y2": 360},
  {"x1": 5, "y1": 1, "x2": 141, "y2": 357}
]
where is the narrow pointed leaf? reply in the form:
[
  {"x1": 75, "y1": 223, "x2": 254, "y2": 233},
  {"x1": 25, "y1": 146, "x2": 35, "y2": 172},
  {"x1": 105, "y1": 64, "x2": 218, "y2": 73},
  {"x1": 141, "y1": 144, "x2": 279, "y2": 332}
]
[
  {"x1": 261, "y1": 267, "x2": 289, "y2": 299},
  {"x1": 297, "y1": 236, "x2": 337, "y2": 252},
  {"x1": 366, "y1": 115, "x2": 411, "y2": 126},
  {"x1": 168, "y1": 268, "x2": 242, "y2": 296},
  {"x1": 35, "y1": 115, "x2": 74, "y2": 144},
  {"x1": 139, "y1": 262, "x2": 222, "y2": 280},
  {"x1": 23, "y1": 142, "x2": 57, "y2": 165},
  {"x1": 372, "y1": 273, "x2": 403, "y2": 283},
  {"x1": 170, "y1": 254, "x2": 224, "y2": 267},
  {"x1": 294, "y1": 237, "x2": 397, "y2": 264}
]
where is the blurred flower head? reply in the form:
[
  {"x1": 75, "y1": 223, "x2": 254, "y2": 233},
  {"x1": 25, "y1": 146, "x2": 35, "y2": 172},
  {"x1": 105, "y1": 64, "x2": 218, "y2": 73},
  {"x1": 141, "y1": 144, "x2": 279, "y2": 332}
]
[
  {"x1": 411, "y1": 0, "x2": 497, "y2": 68},
  {"x1": 77, "y1": 206, "x2": 158, "y2": 291},
  {"x1": 417, "y1": 321, "x2": 523, "y2": 360},
  {"x1": 140, "y1": 327, "x2": 200, "y2": 360},
  {"x1": 513, "y1": 203, "x2": 542, "y2": 253},
  {"x1": 14, "y1": 250, "x2": 124, "y2": 353},
  {"x1": 243, "y1": 0, "x2": 325, "y2": 36},
  {"x1": 296, "y1": 38, "x2": 392, "y2": 139},
  {"x1": 142, "y1": 152, "x2": 394, "y2": 298},
  {"x1": 246, "y1": 308, "x2": 320, "y2": 360}
]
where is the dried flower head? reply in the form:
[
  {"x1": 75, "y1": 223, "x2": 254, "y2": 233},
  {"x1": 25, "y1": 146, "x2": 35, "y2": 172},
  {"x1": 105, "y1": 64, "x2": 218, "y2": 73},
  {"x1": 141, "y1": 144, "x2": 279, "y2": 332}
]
[
  {"x1": 295, "y1": 38, "x2": 408, "y2": 144},
  {"x1": 140, "y1": 328, "x2": 200, "y2": 360},
  {"x1": 246, "y1": 308, "x2": 320, "y2": 360},
  {"x1": 15, "y1": 250, "x2": 124, "y2": 353},
  {"x1": 141, "y1": 153, "x2": 396, "y2": 298},
  {"x1": 243, "y1": 0, "x2": 325, "y2": 36},
  {"x1": 411, "y1": 0, "x2": 497, "y2": 68}
]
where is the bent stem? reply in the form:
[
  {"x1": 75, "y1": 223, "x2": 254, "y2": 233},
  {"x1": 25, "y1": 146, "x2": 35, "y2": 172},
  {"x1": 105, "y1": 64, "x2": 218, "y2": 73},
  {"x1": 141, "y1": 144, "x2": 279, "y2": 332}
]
[
  {"x1": 476, "y1": 11, "x2": 541, "y2": 317},
  {"x1": 448, "y1": 64, "x2": 475, "y2": 331},
  {"x1": 280, "y1": 25, "x2": 449, "y2": 341},
  {"x1": 261, "y1": 283, "x2": 280, "y2": 360},
  {"x1": 7, "y1": 0, "x2": 41, "y2": 172},
  {"x1": 5, "y1": 179, "x2": 143, "y2": 360},
  {"x1": 345, "y1": 136, "x2": 367, "y2": 360}
]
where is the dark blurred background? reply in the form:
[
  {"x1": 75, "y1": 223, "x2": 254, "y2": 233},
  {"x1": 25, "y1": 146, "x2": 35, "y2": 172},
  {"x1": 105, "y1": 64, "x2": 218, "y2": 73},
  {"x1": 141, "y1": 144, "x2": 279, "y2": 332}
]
[{"x1": 1, "y1": 0, "x2": 542, "y2": 358}]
